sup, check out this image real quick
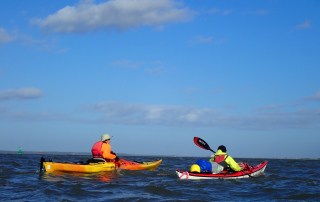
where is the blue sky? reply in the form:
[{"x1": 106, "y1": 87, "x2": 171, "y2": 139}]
[{"x1": 0, "y1": 0, "x2": 319, "y2": 159}]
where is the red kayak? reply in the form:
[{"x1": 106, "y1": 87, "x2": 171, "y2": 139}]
[{"x1": 176, "y1": 161, "x2": 268, "y2": 180}]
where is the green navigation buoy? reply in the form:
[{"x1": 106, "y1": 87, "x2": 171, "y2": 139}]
[{"x1": 18, "y1": 147, "x2": 23, "y2": 154}]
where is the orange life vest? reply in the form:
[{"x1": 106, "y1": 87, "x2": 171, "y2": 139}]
[{"x1": 91, "y1": 141, "x2": 103, "y2": 158}]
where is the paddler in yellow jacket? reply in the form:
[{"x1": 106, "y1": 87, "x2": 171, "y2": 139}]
[
  {"x1": 91, "y1": 134, "x2": 119, "y2": 162},
  {"x1": 209, "y1": 145, "x2": 242, "y2": 172}
]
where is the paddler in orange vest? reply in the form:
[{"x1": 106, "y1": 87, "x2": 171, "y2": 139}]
[
  {"x1": 209, "y1": 145, "x2": 242, "y2": 172},
  {"x1": 91, "y1": 134, "x2": 119, "y2": 162}
]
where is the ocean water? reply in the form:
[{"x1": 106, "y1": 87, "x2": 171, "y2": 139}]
[{"x1": 0, "y1": 154, "x2": 319, "y2": 201}]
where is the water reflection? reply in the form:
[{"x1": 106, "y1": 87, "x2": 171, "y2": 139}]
[{"x1": 39, "y1": 170, "x2": 119, "y2": 183}]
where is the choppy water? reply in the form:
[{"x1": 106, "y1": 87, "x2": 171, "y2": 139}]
[{"x1": 0, "y1": 154, "x2": 319, "y2": 201}]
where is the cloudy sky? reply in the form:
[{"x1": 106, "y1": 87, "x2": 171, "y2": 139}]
[{"x1": 0, "y1": 0, "x2": 319, "y2": 158}]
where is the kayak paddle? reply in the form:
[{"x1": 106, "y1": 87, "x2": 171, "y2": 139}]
[{"x1": 193, "y1": 137, "x2": 215, "y2": 153}]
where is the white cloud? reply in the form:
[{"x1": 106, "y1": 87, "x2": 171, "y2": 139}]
[
  {"x1": 315, "y1": 92, "x2": 320, "y2": 100},
  {"x1": 0, "y1": 106, "x2": 73, "y2": 122},
  {"x1": 191, "y1": 35, "x2": 213, "y2": 45},
  {"x1": 0, "y1": 87, "x2": 43, "y2": 100},
  {"x1": 0, "y1": 28, "x2": 64, "y2": 52},
  {"x1": 85, "y1": 101, "x2": 320, "y2": 129},
  {"x1": 222, "y1": 9, "x2": 233, "y2": 16},
  {"x1": 145, "y1": 66, "x2": 165, "y2": 75},
  {"x1": 32, "y1": 0, "x2": 194, "y2": 33},
  {"x1": 295, "y1": 20, "x2": 311, "y2": 30},
  {"x1": 308, "y1": 91, "x2": 320, "y2": 101},
  {"x1": 111, "y1": 59, "x2": 166, "y2": 75},
  {"x1": 18, "y1": 34, "x2": 60, "y2": 52},
  {"x1": 111, "y1": 59, "x2": 143, "y2": 69},
  {"x1": 208, "y1": 8, "x2": 233, "y2": 16},
  {"x1": 144, "y1": 60, "x2": 166, "y2": 75},
  {"x1": 0, "y1": 99, "x2": 319, "y2": 130},
  {"x1": 87, "y1": 102, "x2": 218, "y2": 126},
  {"x1": 255, "y1": 9, "x2": 269, "y2": 16},
  {"x1": 0, "y1": 28, "x2": 15, "y2": 44},
  {"x1": 1, "y1": 90, "x2": 319, "y2": 130}
]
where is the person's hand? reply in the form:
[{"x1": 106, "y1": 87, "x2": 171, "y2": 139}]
[
  {"x1": 115, "y1": 156, "x2": 120, "y2": 161},
  {"x1": 238, "y1": 162, "x2": 246, "y2": 170}
]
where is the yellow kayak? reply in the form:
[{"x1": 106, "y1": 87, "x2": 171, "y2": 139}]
[{"x1": 41, "y1": 157, "x2": 162, "y2": 173}]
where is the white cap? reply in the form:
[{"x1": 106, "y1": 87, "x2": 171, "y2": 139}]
[{"x1": 101, "y1": 134, "x2": 111, "y2": 141}]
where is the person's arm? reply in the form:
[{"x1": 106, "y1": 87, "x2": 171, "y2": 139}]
[
  {"x1": 209, "y1": 154, "x2": 215, "y2": 162},
  {"x1": 225, "y1": 156, "x2": 241, "y2": 171},
  {"x1": 102, "y1": 143, "x2": 117, "y2": 159}
]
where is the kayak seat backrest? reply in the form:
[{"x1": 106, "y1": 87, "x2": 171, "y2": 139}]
[{"x1": 86, "y1": 158, "x2": 106, "y2": 164}]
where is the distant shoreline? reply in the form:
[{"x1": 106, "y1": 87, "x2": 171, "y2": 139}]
[
  {"x1": 0, "y1": 150, "x2": 90, "y2": 155},
  {"x1": 0, "y1": 150, "x2": 173, "y2": 157},
  {"x1": 0, "y1": 150, "x2": 134, "y2": 156},
  {"x1": 0, "y1": 150, "x2": 318, "y2": 160}
]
